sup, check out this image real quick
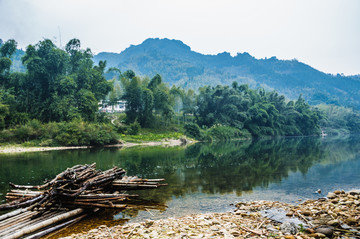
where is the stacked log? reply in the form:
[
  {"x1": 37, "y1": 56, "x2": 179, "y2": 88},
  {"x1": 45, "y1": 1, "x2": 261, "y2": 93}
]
[
  {"x1": 113, "y1": 176, "x2": 167, "y2": 189},
  {"x1": 0, "y1": 163, "x2": 167, "y2": 238}
]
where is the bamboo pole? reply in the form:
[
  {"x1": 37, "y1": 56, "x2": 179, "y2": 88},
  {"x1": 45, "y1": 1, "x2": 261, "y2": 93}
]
[
  {"x1": 0, "y1": 210, "x2": 35, "y2": 229},
  {"x1": 0, "y1": 208, "x2": 28, "y2": 221},
  {"x1": 0, "y1": 195, "x2": 43, "y2": 211},
  {"x1": 67, "y1": 201, "x2": 127, "y2": 208},
  {"x1": 3, "y1": 208, "x2": 84, "y2": 239},
  {"x1": 76, "y1": 193, "x2": 138, "y2": 198},
  {"x1": 23, "y1": 213, "x2": 88, "y2": 239},
  {"x1": 0, "y1": 211, "x2": 61, "y2": 237}
]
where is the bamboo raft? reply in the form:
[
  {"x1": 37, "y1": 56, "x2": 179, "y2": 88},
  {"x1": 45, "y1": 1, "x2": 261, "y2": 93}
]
[{"x1": 0, "y1": 163, "x2": 167, "y2": 238}]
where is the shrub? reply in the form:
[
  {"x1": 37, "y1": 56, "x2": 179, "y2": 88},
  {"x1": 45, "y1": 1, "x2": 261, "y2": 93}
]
[
  {"x1": 184, "y1": 123, "x2": 203, "y2": 140},
  {"x1": 206, "y1": 125, "x2": 241, "y2": 141},
  {"x1": 0, "y1": 120, "x2": 118, "y2": 146},
  {"x1": 128, "y1": 120, "x2": 140, "y2": 135}
]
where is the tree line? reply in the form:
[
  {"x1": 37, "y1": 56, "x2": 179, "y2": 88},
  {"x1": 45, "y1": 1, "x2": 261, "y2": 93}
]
[
  {"x1": 0, "y1": 38, "x2": 112, "y2": 129},
  {"x1": 112, "y1": 72, "x2": 322, "y2": 139},
  {"x1": 1, "y1": 37, "x2": 358, "y2": 145}
]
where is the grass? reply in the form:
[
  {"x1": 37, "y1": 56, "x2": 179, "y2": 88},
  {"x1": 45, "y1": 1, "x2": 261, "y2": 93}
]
[{"x1": 119, "y1": 127, "x2": 185, "y2": 143}]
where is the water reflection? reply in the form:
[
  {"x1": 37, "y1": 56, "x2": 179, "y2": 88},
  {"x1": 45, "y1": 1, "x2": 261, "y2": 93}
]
[{"x1": 0, "y1": 136, "x2": 360, "y2": 236}]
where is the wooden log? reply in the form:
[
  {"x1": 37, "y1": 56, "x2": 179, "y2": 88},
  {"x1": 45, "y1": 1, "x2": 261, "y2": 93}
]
[
  {"x1": 9, "y1": 163, "x2": 96, "y2": 190},
  {"x1": 11, "y1": 190, "x2": 43, "y2": 194},
  {"x1": 6, "y1": 196, "x2": 34, "y2": 201},
  {"x1": 0, "y1": 212, "x2": 39, "y2": 235},
  {"x1": 73, "y1": 196, "x2": 127, "y2": 202},
  {"x1": 0, "y1": 213, "x2": 37, "y2": 232},
  {"x1": 0, "y1": 195, "x2": 44, "y2": 211},
  {"x1": 3, "y1": 208, "x2": 84, "y2": 239},
  {"x1": 0, "y1": 211, "x2": 62, "y2": 237},
  {"x1": 76, "y1": 193, "x2": 138, "y2": 199},
  {"x1": 7, "y1": 192, "x2": 39, "y2": 197},
  {"x1": 0, "y1": 208, "x2": 28, "y2": 222},
  {"x1": 22, "y1": 213, "x2": 88, "y2": 239},
  {"x1": 65, "y1": 201, "x2": 127, "y2": 209}
]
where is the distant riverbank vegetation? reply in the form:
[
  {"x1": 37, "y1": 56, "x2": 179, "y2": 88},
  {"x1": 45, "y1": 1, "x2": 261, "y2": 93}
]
[{"x1": 1, "y1": 38, "x2": 360, "y2": 146}]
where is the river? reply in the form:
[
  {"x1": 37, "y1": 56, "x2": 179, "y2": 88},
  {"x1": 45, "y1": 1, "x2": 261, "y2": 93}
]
[{"x1": 0, "y1": 136, "x2": 359, "y2": 237}]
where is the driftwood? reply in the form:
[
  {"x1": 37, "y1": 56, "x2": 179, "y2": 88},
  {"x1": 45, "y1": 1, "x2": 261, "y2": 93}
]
[
  {"x1": 23, "y1": 213, "x2": 88, "y2": 239},
  {"x1": 3, "y1": 208, "x2": 84, "y2": 239},
  {"x1": 0, "y1": 163, "x2": 167, "y2": 239},
  {"x1": 0, "y1": 195, "x2": 44, "y2": 211}
]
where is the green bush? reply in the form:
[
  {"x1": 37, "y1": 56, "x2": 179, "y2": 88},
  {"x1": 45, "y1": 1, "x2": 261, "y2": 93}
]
[
  {"x1": 115, "y1": 124, "x2": 129, "y2": 134},
  {"x1": 55, "y1": 120, "x2": 118, "y2": 146},
  {"x1": 0, "y1": 120, "x2": 118, "y2": 146},
  {"x1": 206, "y1": 125, "x2": 241, "y2": 141},
  {"x1": 39, "y1": 139, "x2": 54, "y2": 146},
  {"x1": 184, "y1": 123, "x2": 203, "y2": 140},
  {"x1": 128, "y1": 120, "x2": 140, "y2": 135},
  {"x1": 13, "y1": 119, "x2": 43, "y2": 141},
  {"x1": 0, "y1": 129, "x2": 12, "y2": 143}
]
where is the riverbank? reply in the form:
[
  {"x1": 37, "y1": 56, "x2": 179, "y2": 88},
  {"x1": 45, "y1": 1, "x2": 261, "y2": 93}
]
[
  {"x1": 0, "y1": 138, "x2": 194, "y2": 154},
  {"x1": 62, "y1": 190, "x2": 359, "y2": 239}
]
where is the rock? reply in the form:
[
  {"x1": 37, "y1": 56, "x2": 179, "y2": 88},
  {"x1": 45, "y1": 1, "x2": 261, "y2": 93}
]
[
  {"x1": 331, "y1": 199, "x2": 339, "y2": 204},
  {"x1": 327, "y1": 219, "x2": 340, "y2": 227},
  {"x1": 315, "y1": 226, "x2": 334, "y2": 237},
  {"x1": 334, "y1": 190, "x2": 341, "y2": 195},
  {"x1": 316, "y1": 189, "x2": 321, "y2": 194},
  {"x1": 306, "y1": 228, "x2": 315, "y2": 234},
  {"x1": 230, "y1": 230, "x2": 240, "y2": 237},
  {"x1": 308, "y1": 232, "x2": 326, "y2": 238},
  {"x1": 327, "y1": 192, "x2": 336, "y2": 199},
  {"x1": 345, "y1": 217, "x2": 358, "y2": 225},
  {"x1": 302, "y1": 210, "x2": 312, "y2": 216},
  {"x1": 144, "y1": 219, "x2": 154, "y2": 227},
  {"x1": 180, "y1": 233, "x2": 187, "y2": 238},
  {"x1": 280, "y1": 221, "x2": 298, "y2": 235},
  {"x1": 166, "y1": 231, "x2": 176, "y2": 236},
  {"x1": 284, "y1": 235, "x2": 296, "y2": 239},
  {"x1": 349, "y1": 190, "x2": 360, "y2": 195},
  {"x1": 333, "y1": 207, "x2": 341, "y2": 213},
  {"x1": 210, "y1": 226, "x2": 219, "y2": 231}
]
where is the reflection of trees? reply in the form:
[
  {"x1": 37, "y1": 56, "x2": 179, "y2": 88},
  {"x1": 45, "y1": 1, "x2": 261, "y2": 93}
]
[
  {"x1": 113, "y1": 137, "x2": 327, "y2": 202},
  {"x1": 1, "y1": 136, "x2": 360, "y2": 206}
]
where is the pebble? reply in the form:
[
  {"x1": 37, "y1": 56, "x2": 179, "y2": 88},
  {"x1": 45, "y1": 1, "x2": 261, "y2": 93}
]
[
  {"x1": 315, "y1": 226, "x2": 334, "y2": 237},
  {"x1": 280, "y1": 221, "x2": 298, "y2": 235},
  {"x1": 63, "y1": 189, "x2": 359, "y2": 239}
]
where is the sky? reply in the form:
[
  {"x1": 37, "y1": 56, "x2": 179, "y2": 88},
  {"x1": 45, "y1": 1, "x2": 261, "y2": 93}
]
[{"x1": 0, "y1": 0, "x2": 359, "y2": 75}]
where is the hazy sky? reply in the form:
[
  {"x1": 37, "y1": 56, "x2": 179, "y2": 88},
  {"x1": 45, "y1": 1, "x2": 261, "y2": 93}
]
[{"x1": 0, "y1": 0, "x2": 359, "y2": 75}]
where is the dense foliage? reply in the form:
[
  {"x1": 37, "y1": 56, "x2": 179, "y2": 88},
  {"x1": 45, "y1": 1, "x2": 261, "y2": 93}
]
[
  {"x1": 192, "y1": 84, "x2": 322, "y2": 138},
  {"x1": 0, "y1": 38, "x2": 112, "y2": 129},
  {"x1": 94, "y1": 38, "x2": 360, "y2": 109},
  {"x1": 0, "y1": 119, "x2": 118, "y2": 146},
  {"x1": 117, "y1": 70, "x2": 195, "y2": 128},
  {"x1": 317, "y1": 104, "x2": 360, "y2": 135},
  {"x1": 2, "y1": 37, "x2": 360, "y2": 146}
]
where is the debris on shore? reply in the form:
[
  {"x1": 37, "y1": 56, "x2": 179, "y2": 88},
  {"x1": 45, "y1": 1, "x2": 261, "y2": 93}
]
[
  {"x1": 64, "y1": 190, "x2": 359, "y2": 239},
  {"x1": 0, "y1": 163, "x2": 167, "y2": 238}
]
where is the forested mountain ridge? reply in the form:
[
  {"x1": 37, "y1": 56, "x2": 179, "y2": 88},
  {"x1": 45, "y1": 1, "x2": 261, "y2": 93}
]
[{"x1": 94, "y1": 38, "x2": 360, "y2": 109}]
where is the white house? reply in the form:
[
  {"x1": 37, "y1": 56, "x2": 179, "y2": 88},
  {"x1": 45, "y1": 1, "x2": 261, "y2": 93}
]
[{"x1": 99, "y1": 100, "x2": 126, "y2": 113}]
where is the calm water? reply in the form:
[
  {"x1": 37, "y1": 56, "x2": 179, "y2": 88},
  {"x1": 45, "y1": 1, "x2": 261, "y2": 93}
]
[{"x1": 0, "y1": 136, "x2": 360, "y2": 236}]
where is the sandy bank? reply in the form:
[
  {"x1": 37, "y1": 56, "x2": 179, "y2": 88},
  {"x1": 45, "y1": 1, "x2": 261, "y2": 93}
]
[
  {"x1": 0, "y1": 139, "x2": 193, "y2": 154},
  {"x1": 63, "y1": 190, "x2": 360, "y2": 239}
]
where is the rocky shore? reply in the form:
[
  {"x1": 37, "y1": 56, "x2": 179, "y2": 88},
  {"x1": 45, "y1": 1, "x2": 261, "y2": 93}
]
[{"x1": 62, "y1": 190, "x2": 359, "y2": 239}]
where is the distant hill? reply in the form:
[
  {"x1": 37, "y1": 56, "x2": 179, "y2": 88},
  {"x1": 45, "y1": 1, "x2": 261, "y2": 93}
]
[{"x1": 94, "y1": 38, "x2": 360, "y2": 109}]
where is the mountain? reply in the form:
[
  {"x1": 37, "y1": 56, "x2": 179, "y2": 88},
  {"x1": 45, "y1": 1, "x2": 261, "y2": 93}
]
[{"x1": 94, "y1": 38, "x2": 360, "y2": 109}]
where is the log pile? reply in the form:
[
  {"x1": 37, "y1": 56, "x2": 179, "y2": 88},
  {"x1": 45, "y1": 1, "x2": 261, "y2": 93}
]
[{"x1": 0, "y1": 163, "x2": 167, "y2": 238}]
